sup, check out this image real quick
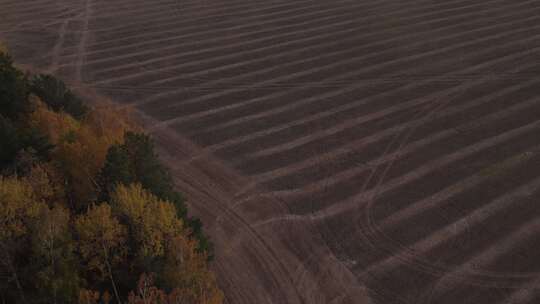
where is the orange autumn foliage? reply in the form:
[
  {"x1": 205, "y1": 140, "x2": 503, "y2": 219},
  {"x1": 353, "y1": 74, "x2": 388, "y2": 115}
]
[
  {"x1": 113, "y1": 184, "x2": 223, "y2": 304},
  {"x1": 28, "y1": 98, "x2": 134, "y2": 207},
  {"x1": 0, "y1": 176, "x2": 41, "y2": 242},
  {"x1": 0, "y1": 50, "x2": 222, "y2": 303}
]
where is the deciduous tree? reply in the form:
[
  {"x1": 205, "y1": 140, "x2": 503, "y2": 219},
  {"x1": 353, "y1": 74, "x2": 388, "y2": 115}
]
[
  {"x1": 127, "y1": 273, "x2": 167, "y2": 304},
  {"x1": 31, "y1": 204, "x2": 80, "y2": 303},
  {"x1": 112, "y1": 183, "x2": 184, "y2": 258},
  {"x1": 161, "y1": 236, "x2": 223, "y2": 304},
  {"x1": 99, "y1": 133, "x2": 214, "y2": 257},
  {"x1": 0, "y1": 176, "x2": 41, "y2": 303},
  {"x1": 29, "y1": 100, "x2": 128, "y2": 209},
  {"x1": 75, "y1": 204, "x2": 127, "y2": 303},
  {"x1": 100, "y1": 132, "x2": 186, "y2": 217}
]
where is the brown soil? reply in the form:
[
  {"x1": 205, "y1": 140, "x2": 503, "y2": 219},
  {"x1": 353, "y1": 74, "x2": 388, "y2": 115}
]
[{"x1": 3, "y1": 0, "x2": 540, "y2": 303}]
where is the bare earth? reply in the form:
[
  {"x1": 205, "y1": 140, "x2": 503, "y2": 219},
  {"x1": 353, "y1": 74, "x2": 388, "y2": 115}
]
[{"x1": 2, "y1": 0, "x2": 540, "y2": 303}]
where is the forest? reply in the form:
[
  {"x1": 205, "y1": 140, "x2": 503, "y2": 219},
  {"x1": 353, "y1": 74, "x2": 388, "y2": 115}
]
[{"x1": 0, "y1": 45, "x2": 223, "y2": 304}]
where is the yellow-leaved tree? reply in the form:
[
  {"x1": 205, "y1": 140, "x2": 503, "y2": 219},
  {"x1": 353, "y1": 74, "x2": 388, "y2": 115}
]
[
  {"x1": 32, "y1": 203, "x2": 80, "y2": 303},
  {"x1": 75, "y1": 203, "x2": 127, "y2": 304},
  {"x1": 112, "y1": 183, "x2": 183, "y2": 258},
  {"x1": 0, "y1": 176, "x2": 41, "y2": 303},
  {"x1": 112, "y1": 184, "x2": 223, "y2": 304},
  {"x1": 0, "y1": 49, "x2": 221, "y2": 304},
  {"x1": 0, "y1": 176, "x2": 40, "y2": 241},
  {"x1": 28, "y1": 99, "x2": 132, "y2": 209},
  {"x1": 0, "y1": 42, "x2": 6, "y2": 54},
  {"x1": 161, "y1": 235, "x2": 223, "y2": 304},
  {"x1": 25, "y1": 162, "x2": 66, "y2": 205}
]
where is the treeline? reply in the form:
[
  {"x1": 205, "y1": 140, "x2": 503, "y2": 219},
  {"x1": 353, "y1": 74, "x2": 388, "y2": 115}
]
[{"x1": 0, "y1": 46, "x2": 223, "y2": 303}]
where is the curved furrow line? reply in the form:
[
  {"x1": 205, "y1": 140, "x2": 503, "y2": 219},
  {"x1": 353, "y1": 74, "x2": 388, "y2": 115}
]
[
  {"x1": 154, "y1": 22, "x2": 540, "y2": 126},
  {"x1": 88, "y1": 0, "x2": 175, "y2": 14},
  {"x1": 7, "y1": 1, "x2": 540, "y2": 303},
  {"x1": 292, "y1": 84, "x2": 540, "y2": 288},
  {"x1": 93, "y1": 0, "x2": 210, "y2": 8},
  {"x1": 148, "y1": 130, "x2": 308, "y2": 304},
  {"x1": 84, "y1": 0, "x2": 441, "y2": 51},
  {"x1": 178, "y1": 89, "x2": 432, "y2": 193},
  {"x1": 356, "y1": 169, "x2": 539, "y2": 304},
  {"x1": 87, "y1": 0, "x2": 517, "y2": 84},
  {"x1": 341, "y1": 48, "x2": 540, "y2": 298},
  {"x1": 237, "y1": 88, "x2": 476, "y2": 163},
  {"x1": 347, "y1": 69, "x2": 458, "y2": 261},
  {"x1": 144, "y1": 28, "x2": 537, "y2": 134},
  {"x1": 49, "y1": 12, "x2": 75, "y2": 72},
  {"x1": 91, "y1": 3, "x2": 430, "y2": 81},
  {"x1": 87, "y1": 0, "x2": 326, "y2": 34},
  {"x1": 84, "y1": 0, "x2": 367, "y2": 54},
  {"x1": 175, "y1": 30, "x2": 540, "y2": 140},
  {"x1": 90, "y1": 0, "x2": 173, "y2": 7},
  {"x1": 75, "y1": 0, "x2": 91, "y2": 82},
  {"x1": 202, "y1": 75, "x2": 536, "y2": 162},
  {"x1": 310, "y1": 118, "x2": 540, "y2": 220},
  {"x1": 214, "y1": 216, "x2": 306, "y2": 303},
  {"x1": 0, "y1": 18, "x2": 65, "y2": 34},
  {"x1": 370, "y1": 141, "x2": 540, "y2": 247},
  {"x1": 158, "y1": 179, "x2": 304, "y2": 303},
  {"x1": 275, "y1": 115, "x2": 540, "y2": 224},
  {"x1": 356, "y1": 146, "x2": 540, "y2": 274},
  {"x1": 0, "y1": 0, "x2": 58, "y2": 11},
  {"x1": 170, "y1": 0, "x2": 296, "y2": 11},
  {"x1": 239, "y1": 83, "x2": 540, "y2": 215},
  {"x1": 372, "y1": 98, "x2": 540, "y2": 227},
  {"x1": 89, "y1": 0, "x2": 196, "y2": 14},
  {"x1": 87, "y1": 0, "x2": 370, "y2": 74},
  {"x1": 86, "y1": 7, "x2": 356, "y2": 55},
  {"x1": 81, "y1": 2, "x2": 375, "y2": 68},
  {"x1": 89, "y1": 0, "x2": 483, "y2": 58},
  {"x1": 0, "y1": 5, "x2": 76, "y2": 25},
  {"x1": 0, "y1": 0, "x2": 75, "y2": 17},
  {"x1": 242, "y1": 85, "x2": 535, "y2": 189},
  {"x1": 81, "y1": 0, "x2": 499, "y2": 73},
  {"x1": 250, "y1": 116, "x2": 540, "y2": 230},
  {"x1": 502, "y1": 275, "x2": 540, "y2": 304},
  {"x1": 192, "y1": 193, "x2": 308, "y2": 304},
  {"x1": 7, "y1": 0, "x2": 78, "y2": 15},
  {"x1": 290, "y1": 248, "x2": 332, "y2": 294},
  {"x1": 0, "y1": 8, "x2": 67, "y2": 24},
  {"x1": 249, "y1": 83, "x2": 540, "y2": 200},
  {"x1": 81, "y1": 0, "x2": 452, "y2": 72},
  {"x1": 210, "y1": 261, "x2": 245, "y2": 303},
  {"x1": 87, "y1": 0, "x2": 324, "y2": 40},
  {"x1": 130, "y1": 0, "x2": 274, "y2": 10},
  {"x1": 138, "y1": 0, "x2": 536, "y2": 88},
  {"x1": 237, "y1": 52, "x2": 539, "y2": 163},
  {"x1": 88, "y1": 0, "x2": 316, "y2": 26},
  {"x1": 77, "y1": 1, "x2": 532, "y2": 56},
  {"x1": 362, "y1": 106, "x2": 540, "y2": 262},
  {"x1": 193, "y1": 43, "x2": 538, "y2": 158},
  {"x1": 422, "y1": 216, "x2": 540, "y2": 303}
]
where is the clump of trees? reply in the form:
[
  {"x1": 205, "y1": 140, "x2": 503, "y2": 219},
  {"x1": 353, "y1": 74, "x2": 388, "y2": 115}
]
[
  {"x1": 29, "y1": 74, "x2": 89, "y2": 120},
  {"x1": 99, "y1": 132, "x2": 212, "y2": 256},
  {"x1": 0, "y1": 48, "x2": 222, "y2": 303}
]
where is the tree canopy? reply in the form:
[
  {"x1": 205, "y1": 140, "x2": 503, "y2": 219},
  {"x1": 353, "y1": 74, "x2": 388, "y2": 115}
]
[
  {"x1": 100, "y1": 132, "x2": 213, "y2": 257},
  {"x1": 0, "y1": 46, "x2": 221, "y2": 304},
  {"x1": 29, "y1": 74, "x2": 88, "y2": 120}
]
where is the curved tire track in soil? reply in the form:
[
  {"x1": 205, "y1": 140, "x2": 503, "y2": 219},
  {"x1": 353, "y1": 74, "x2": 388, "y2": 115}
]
[{"x1": 5, "y1": 0, "x2": 540, "y2": 303}]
